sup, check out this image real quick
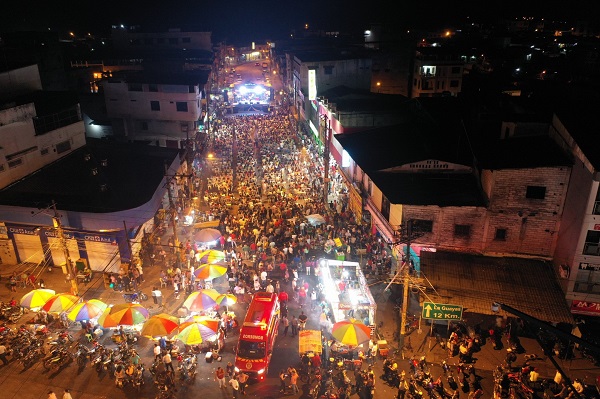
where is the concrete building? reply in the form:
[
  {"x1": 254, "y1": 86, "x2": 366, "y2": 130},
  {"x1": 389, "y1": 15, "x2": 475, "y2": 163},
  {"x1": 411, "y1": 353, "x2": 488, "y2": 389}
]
[
  {"x1": 411, "y1": 47, "x2": 465, "y2": 98},
  {"x1": 102, "y1": 70, "x2": 209, "y2": 148},
  {"x1": 111, "y1": 25, "x2": 212, "y2": 53},
  {"x1": 0, "y1": 65, "x2": 85, "y2": 190},
  {"x1": 0, "y1": 63, "x2": 182, "y2": 273}
]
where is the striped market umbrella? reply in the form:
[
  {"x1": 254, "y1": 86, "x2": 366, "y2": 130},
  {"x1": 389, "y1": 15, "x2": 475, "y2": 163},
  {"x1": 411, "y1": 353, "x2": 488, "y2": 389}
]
[
  {"x1": 67, "y1": 299, "x2": 108, "y2": 322},
  {"x1": 176, "y1": 321, "x2": 219, "y2": 345},
  {"x1": 179, "y1": 315, "x2": 220, "y2": 335},
  {"x1": 140, "y1": 313, "x2": 180, "y2": 338},
  {"x1": 193, "y1": 262, "x2": 228, "y2": 280},
  {"x1": 98, "y1": 303, "x2": 149, "y2": 327},
  {"x1": 183, "y1": 289, "x2": 220, "y2": 312},
  {"x1": 196, "y1": 249, "x2": 226, "y2": 264},
  {"x1": 41, "y1": 293, "x2": 80, "y2": 313},
  {"x1": 216, "y1": 293, "x2": 237, "y2": 307},
  {"x1": 20, "y1": 289, "x2": 56, "y2": 309},
  {"x1": 331, "y1": 318, "x2": 372, "y2": 347}
]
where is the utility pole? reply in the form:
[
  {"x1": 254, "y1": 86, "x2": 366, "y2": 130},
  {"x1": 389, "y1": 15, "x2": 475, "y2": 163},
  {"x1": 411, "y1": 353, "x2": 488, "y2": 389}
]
[
  {"x1": 51, "y1": 201, "x2": 79, "y2": 296},
  {"x1": 323, "y1": 117, "x2": 331, "y2": 208},
  {"x1": 164, "y1": 163, "x2": 179, "y2": 258},
  {"x1": 388, "y1": 219, "x2": 424, "y2": 348},
  {"x1": 231, "y1": 125, "x2": 238, "y2": 192}
]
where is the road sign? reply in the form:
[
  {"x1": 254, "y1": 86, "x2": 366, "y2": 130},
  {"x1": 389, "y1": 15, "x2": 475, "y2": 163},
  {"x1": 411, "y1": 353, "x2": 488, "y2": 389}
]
[{"x1": 422, "y1": 302, "x2": 463, "y2": 320}]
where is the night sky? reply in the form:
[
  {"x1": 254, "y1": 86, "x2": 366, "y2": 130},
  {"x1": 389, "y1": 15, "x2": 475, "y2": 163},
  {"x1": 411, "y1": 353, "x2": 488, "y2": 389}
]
[{"x1": 3, "y1": 0, "x2": 600, "y2": 42}]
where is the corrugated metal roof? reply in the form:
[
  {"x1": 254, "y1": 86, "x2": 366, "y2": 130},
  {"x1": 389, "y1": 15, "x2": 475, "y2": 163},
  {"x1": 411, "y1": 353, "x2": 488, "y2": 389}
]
[{"x1": 420, "y1": 251, "x2": 573, "y2": 324}]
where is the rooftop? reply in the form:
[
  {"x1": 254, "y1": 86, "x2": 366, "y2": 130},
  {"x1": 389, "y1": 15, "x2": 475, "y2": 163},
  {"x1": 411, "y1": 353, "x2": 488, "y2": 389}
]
[
  {"x1": 421, "y1": 250, "x2": 574, "y2": 324},
  {"x1": 0, "y1": 138, "x2": 180, "y2": 213}
]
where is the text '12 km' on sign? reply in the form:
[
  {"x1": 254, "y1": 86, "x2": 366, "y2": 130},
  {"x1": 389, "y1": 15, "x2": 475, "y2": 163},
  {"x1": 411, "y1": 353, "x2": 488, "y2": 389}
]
[{"x1": 422, "y1": 302, "x2": 463, "y2": 320}]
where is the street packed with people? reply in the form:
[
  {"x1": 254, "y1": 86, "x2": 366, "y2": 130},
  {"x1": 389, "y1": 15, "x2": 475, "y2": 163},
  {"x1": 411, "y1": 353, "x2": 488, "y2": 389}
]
[{"x1": 0, "y1": 63, "x2": 598, "y2": 399}]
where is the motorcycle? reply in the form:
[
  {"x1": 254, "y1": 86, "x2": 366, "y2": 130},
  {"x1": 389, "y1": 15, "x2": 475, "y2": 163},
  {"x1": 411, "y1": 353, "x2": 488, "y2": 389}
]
[
  {"x1": 48, "y1": 330, "x2": 74, "y2": 346},
  {"x1": 177, "y1": 353, "x2": 197, "y2": 382},
  {"x1": 129, "y1": 364, "x2": 145, "y2": 391},
  {"x1": 74, "y1": 343, "x2": 94, "y2": 367},
  {"x1": 20, "y1": 340, "x2": 45, "y2": 369},
  {"x1": 0, "y1": 303, "x2": 24, "y2": 323},
  {"x1": 408, "y1": 379, "x2": 424, "y2": 399},
  {"x1": 123, "y1": 291, "x2": 148, "y2": 303},
  {"x1": 42, "y1": 347, "x2": 73, "y2": 371}
]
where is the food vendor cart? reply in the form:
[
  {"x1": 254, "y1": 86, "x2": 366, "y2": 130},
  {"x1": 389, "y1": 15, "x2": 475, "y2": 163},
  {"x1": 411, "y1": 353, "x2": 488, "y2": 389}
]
[
  {"x1": 299, "y1": 329, "x2": 322, "y2": 355},
  {"x1": 317, "y1": 259, "x2": 377, "y2": 332}
]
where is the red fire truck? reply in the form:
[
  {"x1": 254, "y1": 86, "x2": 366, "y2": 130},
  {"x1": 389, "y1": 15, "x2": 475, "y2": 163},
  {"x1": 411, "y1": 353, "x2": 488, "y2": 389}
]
[{"x1": 234, "y1": 292, "x2": 280, "y2": 380}]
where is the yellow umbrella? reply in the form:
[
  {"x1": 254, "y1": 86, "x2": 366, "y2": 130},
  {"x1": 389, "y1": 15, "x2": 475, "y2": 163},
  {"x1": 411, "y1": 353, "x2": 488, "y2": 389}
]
[
  {"x1": 176, "y1": 321, "x2": 219, "y2": 345},
  {"x1": 41, "y1": 293, "x2": 80, "y2": 313},
  {"x1": 140, "y1": 313, "x2": 180, "y2": 338},
  {"x1": 20, "y1": 289, "x2": 56, "y2": 309},
  {"x1": 331, "y1": 318, "x2": 372, "y2": 346},
  {"x1": 67, "y1": 299, "x2": 108, "y2": 322}
]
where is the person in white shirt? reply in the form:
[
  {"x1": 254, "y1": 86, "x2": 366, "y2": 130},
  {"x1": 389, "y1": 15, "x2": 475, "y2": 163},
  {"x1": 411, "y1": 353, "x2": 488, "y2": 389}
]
[
  {"x1": 152, "y1": 287, "x2": 163, "y2": 307},
  {"x1": 260, "y1": 270, "x2": 268, "y2": 285}
]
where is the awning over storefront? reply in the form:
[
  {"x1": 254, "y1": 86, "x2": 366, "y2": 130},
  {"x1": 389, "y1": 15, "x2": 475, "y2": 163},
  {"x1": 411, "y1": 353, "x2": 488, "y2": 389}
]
[
  {"x1": 421, "y1": 251, "x2": 574, "y2": 324},
  {"x1": 365, "y1": 200, "x2": 395, "y2": 244}
]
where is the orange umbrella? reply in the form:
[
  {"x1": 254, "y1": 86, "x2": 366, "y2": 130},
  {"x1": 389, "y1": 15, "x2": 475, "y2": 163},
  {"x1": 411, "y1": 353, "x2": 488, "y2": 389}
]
[{"x1": 140, "y1": 313, "x2": 180, "y2": 337}]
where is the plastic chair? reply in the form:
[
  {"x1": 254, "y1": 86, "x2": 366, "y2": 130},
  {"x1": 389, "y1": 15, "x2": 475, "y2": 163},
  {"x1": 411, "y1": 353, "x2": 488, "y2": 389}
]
[
  {"x1": 160, "y1": 278, "x2": 167, "y2": 288},
  {"x1": 85, "y1": 333, "x2": 94, "y2": 342}
]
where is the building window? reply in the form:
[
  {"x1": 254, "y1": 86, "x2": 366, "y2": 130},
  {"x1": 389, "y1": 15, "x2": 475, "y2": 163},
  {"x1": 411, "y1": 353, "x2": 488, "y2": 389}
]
[
  {"x1": 176, "y1": 102, "x2": 188, "y2": 112},
  {"x1": 157, "y1": 38, "x2": 165, "y2": 44},
  {"x1": 41, "y1": 148, "x2": 49, "y2": 156},
  {"x1": 148, "y1": 84, "x2": 158, "y2": 92},
  {"x1": 574, "y1": 263, "x2": 600, "y2": 293},
  {"x1": 495, "y1": 228, "x2": 507, "y2": 241},
  {"x1": 55, "y1": 140, "x2": 71, "y2": 154},
  {"x1": 583, "y1": 230, "x2": 600, "y2": 256},
  {"x1": 526, "y1": 185, "x2": 546, "y2": 199},
  {"x1": 412, "y1": 219, "x2": 433, "y2": 233},
  {"x1": 324, "y1": 66, "x2": 333, "y2": 75},
  {"x1": 128, "y1": 83, "x2": 143, "y2": 91},
  {"x1": 144, "y1": 38, "x2": 153, "y2": 45},
  {"x1": 189, "y1": 85, "x2": 195, "y2": 93},
  {"x1": 381, "y1": 196, "x2": 390, "y2": 220},
  {"x1": 168, "y1": 38, "x2": 178, "y2": 45},
  {"x1": 450, "y1": 80, "x2": 459, "y2": 87},
  {"x1": 141, "y1": 122, "x2": 148, "y2": 130},
  {"x1": 454, "y1": 224, "x2": 471, "y2": 237},
  {"x1": 150, "y1": 101, "x2": 160, "y2": 111},
  {"x1": 8, "y1": 159, "x2": 22, "y2": 169},
  {"x1": 451, "y1": 66, "x2": 461, "y2": 74},
  {"x1": 182, "y1": 37, "x2": 191, "y2": 43}
]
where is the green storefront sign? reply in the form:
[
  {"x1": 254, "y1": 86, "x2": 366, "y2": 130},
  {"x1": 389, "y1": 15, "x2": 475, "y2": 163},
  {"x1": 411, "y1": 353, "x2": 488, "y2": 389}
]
[{"x1": 422, "y1": 302, "x2": 463, "y2": 320}]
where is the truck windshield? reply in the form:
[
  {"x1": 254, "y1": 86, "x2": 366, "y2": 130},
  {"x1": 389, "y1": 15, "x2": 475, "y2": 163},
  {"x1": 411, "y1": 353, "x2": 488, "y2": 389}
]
[{"x1": 237, "y1": 340, "x2": 266, "y2": 359}]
